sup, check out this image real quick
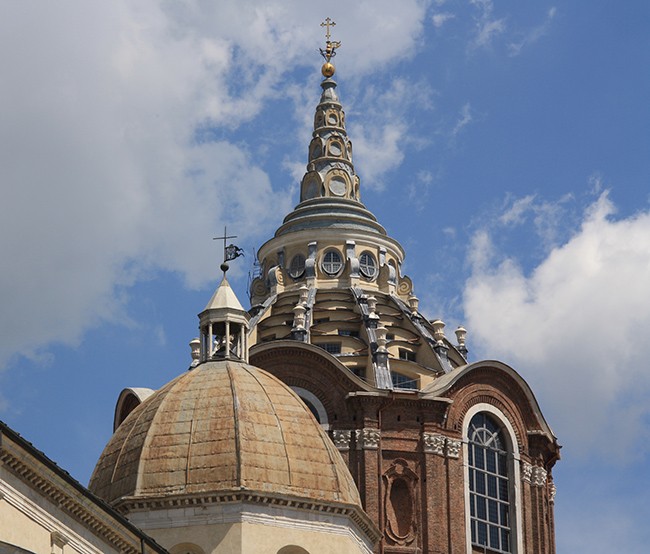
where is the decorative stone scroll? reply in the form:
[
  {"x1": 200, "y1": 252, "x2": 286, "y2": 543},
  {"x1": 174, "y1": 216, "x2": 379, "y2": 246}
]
[
  {"x1": 356, "y1": 428, "x2": 380, "y2": 450},
  {"x1": 422, "y1": 433, "x2": 462, "y2": 459},
  {"x1": 548, "y1": 482, "x2": 557, "y2": 503},
  {"x1": 522, "y1": 462, "x2": 547, "y2": 487},
  {"x1": 531, "y1": 466, "x2": 548, "y2": 487},
  {"x1": 331, "y1": 430, "x2": 352, "y2": 451},
  {"x1": 423, "y1": 433, "x2": 446, "y2": 456},
  {"x1": 446, "y1": 439, "x2": 462, "y2": 459}
]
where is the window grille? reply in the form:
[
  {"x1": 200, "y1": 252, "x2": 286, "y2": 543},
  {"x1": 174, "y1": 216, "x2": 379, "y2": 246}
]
[
  {"x1": 468, "y1": 413, "x2": 512, "y2": 553},
  {"x1": 322, "y1": 250, "x2": 343, "y2": 275},
  {"x1": 317, "y1": 342, "x2": 342, "y2": 354},
  {"x1": 359, "y1": 251, "x2": 378, "y2": 278},
  {"x1": 391, "y1": 371, "x2": 419, "y2": 390},
  {"x1": 288, "y1": 254, "x2": 306, "y2": 278},
  {"x1": 399, "y1": 348, "x2": 416, "y2": 362}
]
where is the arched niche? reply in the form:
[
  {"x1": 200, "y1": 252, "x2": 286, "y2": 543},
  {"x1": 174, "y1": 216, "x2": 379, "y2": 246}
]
[
  {"x1": 277, "y1": 547, "x2": 310, "y2": 554},
  {"x1": 169, "y1": 543, "x2": 205, "y2": 554},
  {"x1": 383, "y1": 458, "x2": 418, "y2": 546}
]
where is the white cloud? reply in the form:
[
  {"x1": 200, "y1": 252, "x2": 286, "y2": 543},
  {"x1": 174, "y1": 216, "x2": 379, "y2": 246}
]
[
  {"x1": 451, "y1": 102, "x2": 473, "y2": 137},
  {"x1": 463, "y1": 191, "x2": 650, "y2": 461},
  {"x1": 508, "y1": 7, "x2": 557, "y2": 57},
  {"x1": 469, "y1": 0, "x2": 507, "y2": 50},
  {"x1": 432, "y1": 12, "x2": 456, "y2": 28},
  {"x1": 498, "y1": 193, "x2": 574, "y2": 249},
  {"x1": 349, "y1": 78, "x2": 433, "y2": 190},
  {"x1": 0, "y1": 0, "x2": 430, "y2": 370}
]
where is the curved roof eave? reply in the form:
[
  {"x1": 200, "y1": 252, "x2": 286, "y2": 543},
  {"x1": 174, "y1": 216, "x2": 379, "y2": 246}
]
[
  {"x1": 422, "y1": 359, "x2": 557, "y2": 441},
  {"x1": 250, "y1": 340, "x2": 376, "y2": 392}
]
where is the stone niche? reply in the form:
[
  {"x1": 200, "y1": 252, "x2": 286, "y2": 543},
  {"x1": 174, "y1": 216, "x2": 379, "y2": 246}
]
[{"x1": 383, "y1": 458, "x2": 418, "y2": 547}]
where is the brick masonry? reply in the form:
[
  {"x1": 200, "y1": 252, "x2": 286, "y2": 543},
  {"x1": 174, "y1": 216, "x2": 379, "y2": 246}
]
[{"x1": 251, "y1": 345, "x2": 560, "y2": 554}]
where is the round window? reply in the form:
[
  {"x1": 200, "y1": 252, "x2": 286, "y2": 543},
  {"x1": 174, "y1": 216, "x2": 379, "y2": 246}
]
[
  {"x1": 329, "y1": 141, "x2": 342, "y2": 157},
  {"x1": 288, "y1": 254, "x2": 306, "y2": 279},
  {"x1": 359, "y1": 251, "x2": 378, "y2": 278},
  {"x1": 322, "y1": 250, "x2": 343, "y2": 275}
]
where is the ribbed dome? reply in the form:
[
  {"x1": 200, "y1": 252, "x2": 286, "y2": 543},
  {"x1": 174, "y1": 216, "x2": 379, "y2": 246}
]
[{"x1": 89, "y1": 360, "x2": 361, "y2": 507}]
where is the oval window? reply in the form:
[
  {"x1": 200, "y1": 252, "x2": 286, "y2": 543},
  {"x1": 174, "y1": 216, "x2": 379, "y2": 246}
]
[
  {"x1": 288, "y1": 254, "x2": 306, "y2": 279},
  {"x1": 328, "y1": 176, "x2": 347, "y2": 196},
  {"x1": 322, "y1": 250, "x2": 343, "y2": 275},
  {"x1": 328, "y1": 141, "x2": 342, "y2": 157},
  {"x1": 359, "y1": 251, "x2": 378, "y2": 278}
]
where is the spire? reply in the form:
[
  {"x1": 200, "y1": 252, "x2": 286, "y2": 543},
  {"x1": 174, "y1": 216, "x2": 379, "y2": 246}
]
[
  {"x1": 299, "y1": 23, "x2": 358, "y2": 205},
  {"x1": 272, "y1": 20, "x2": 387, "y2": 238}
]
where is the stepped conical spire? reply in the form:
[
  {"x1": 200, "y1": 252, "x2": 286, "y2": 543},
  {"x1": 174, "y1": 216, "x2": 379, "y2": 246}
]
[{"x1": 300, "y1": 76, "x2": 360, "y2": 204}]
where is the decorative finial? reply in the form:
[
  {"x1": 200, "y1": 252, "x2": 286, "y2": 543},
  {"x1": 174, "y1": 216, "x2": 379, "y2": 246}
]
[
  {"x1": 319, "y1": 17, "x2": 341, "y2": 78},
  {"x1": 213, "y1": 226, "x2": 244, "y2": 276}
]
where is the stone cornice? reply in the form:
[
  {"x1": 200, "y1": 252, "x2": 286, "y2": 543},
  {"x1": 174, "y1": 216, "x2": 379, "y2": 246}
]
[
  {"x1": 115, "y1": 489, "x2": 382, "y2": 545},
  {"x1": 0, "y1": 423, "x2": 167, "y2": 553}
]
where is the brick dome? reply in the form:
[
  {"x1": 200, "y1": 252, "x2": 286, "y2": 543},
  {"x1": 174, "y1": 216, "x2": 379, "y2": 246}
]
[{"x1": 89, "y1": 360, "x2": 361, "y2": 508}]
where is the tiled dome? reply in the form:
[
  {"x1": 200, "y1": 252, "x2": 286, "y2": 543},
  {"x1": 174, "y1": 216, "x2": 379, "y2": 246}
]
[{"x1": 89, "y1": 359, "x2": 361, "y2": 508}]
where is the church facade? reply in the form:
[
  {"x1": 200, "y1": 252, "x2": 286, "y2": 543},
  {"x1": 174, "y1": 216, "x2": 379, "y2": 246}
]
[{"x1": 0, "y1": 36, "x2": 559, "y2": 554}]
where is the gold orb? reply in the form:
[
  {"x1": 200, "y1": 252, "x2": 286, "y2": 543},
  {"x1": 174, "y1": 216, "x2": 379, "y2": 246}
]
[{"x1": 321, "y1": 62, "x2": 335, "y2": 77}]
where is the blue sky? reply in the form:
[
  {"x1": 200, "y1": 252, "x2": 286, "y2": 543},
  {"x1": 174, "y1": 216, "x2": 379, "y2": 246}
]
[{"x1": 2, "y1": 1, "x2": 649, "y2": 551}]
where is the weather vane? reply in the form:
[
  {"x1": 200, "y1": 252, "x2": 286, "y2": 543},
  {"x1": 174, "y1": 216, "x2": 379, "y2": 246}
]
[
  {"x1": 213, "y1": 227, "x2": 244, "y2": 275},
  {"x1": 319, "y1": 17, "x2": 341, "y2": 78}
]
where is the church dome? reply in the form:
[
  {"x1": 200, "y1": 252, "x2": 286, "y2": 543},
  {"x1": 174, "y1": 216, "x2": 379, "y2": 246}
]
[{"x1": 89, "y1": 359, "x2": 361, "y2": 508}]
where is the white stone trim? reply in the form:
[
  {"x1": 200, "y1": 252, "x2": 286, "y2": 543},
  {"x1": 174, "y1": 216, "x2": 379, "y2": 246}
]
[
  {"x1": 531, "y1": 467, "x2": 548, "y2": 487},
  {"x1": 355, "y1": 428, "x2": 380, "y2": 450},
  {"x1": 128, "y1": 501, "x2": 375, "y2": 554},
  {"x1": 0, "y1": 478, "x2": 105, "y2": 554},
  {"x1": 446, "y1": 438, "x2": 462, "y2": 459},
  {"x1": 461, "y1": 403, "x2": 524, "y2": 554},
  {"x1": 331, "y1": 430, "x2": 352, "y2": 451},
  {"x1": 423, "y1": 433, "x2": 446, "y2": 456}
]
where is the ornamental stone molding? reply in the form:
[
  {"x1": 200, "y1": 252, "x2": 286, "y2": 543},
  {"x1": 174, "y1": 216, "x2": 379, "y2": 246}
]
[
  {"x1": 331, "y1": 430, "x2": 352, "y2": 451},
  {"x1": 549, "y1": 482, "x2": 557, "y2": 503},
  {"x1": 446, "y1": 439, "x2": 462, "y2": 459},
  {"x1": 423, "y1": 433, "x2": 446, "y2": 456},
  {"x1": 356, "y1": 428, "x2": 380, "y2": 450},
  {"x1": 521, "y1": 462, "x2": 533, "y2": 483},
  {"x1": 531, "y1": 466, "x2": 548, "y2": 487}
]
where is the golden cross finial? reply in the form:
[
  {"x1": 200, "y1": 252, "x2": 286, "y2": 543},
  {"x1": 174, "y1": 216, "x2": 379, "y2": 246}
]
[
  {"x1": 320, "y1": 17, "x2": 336, "y2": 41},
  {"x1": 319, "y1": 17, "x2": 341, "y2": 74}
]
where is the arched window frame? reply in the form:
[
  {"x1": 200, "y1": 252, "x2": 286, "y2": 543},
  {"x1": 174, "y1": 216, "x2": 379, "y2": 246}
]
[
  {"x1": 462, "y1": 403, "x2": 523, "y2": 554},
  {"x1": 290, "y1": 386, "x2": 329, "y2": 430}
]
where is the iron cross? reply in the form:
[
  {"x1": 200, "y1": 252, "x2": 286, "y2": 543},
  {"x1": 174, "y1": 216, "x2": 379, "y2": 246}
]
[{"x1": 213, "y1": 227, "x2": 237, "y2": 264}]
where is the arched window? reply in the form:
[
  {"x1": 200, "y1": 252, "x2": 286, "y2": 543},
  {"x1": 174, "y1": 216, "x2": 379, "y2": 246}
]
[{"x1": 466, "y1": 412, "x2": 515, "y2": 553}]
